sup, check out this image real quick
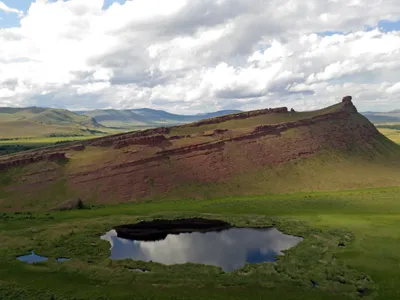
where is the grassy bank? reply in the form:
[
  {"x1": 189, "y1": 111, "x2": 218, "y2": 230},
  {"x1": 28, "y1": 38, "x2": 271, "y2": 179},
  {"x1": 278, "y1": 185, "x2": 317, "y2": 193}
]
[{"x1": 1, "y1": 187, "x2": 400, "y2": 299}]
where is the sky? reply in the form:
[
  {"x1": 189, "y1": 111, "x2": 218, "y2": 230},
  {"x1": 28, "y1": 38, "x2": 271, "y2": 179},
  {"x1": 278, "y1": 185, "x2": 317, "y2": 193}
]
[{"x1": 0, "y1": 0, "x2": 400, "y2": 114}]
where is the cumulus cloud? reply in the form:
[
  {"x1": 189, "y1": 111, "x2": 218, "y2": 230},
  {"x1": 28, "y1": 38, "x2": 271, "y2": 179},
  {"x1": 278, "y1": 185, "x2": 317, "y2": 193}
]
[{"x1": 0, "y1": 0, "x2": 400, "y2": 112}]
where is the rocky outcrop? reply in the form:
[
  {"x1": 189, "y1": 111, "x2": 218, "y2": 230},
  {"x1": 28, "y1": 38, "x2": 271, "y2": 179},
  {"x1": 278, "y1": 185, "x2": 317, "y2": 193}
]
[
  {"x1": 341, "y1": 95, "x2": 357, "y2": 112},
  {"x1": 253, "y1": 111, "x2": 346, "y2": 133},
  {"x1": 176, "y1": 107, "x2": 288, "y2": 128},
  {"x1": 113, "y1": 135, "x2": 168, "y2": 149},
  {"x1": 202, "y1": 129, "x2": 229, "y2": 137},
  {"x1": 88, "y1": 127, "x2": 170, "y2": 147},
  {"x1": 342, "y1": 95, "x2": 352, "y2": 103},
  {"x1": 86, "y1": 107, "x2": 289, "y2": 148},
  {"x1": 62, "y1": 144, "x2": 85, "y2": 151},
  {"x1": 157, "y1": 140, "x2": 226, "y2": 157},
  {"x1": 0, "y1": 152, "x2": 66, "y2": 171},
  {"x1": 169, "y1": 135, "x2": 184, "y2": 140},
  {"x1": 155, "y1": 109, "x2": 371, "y2": 159}
]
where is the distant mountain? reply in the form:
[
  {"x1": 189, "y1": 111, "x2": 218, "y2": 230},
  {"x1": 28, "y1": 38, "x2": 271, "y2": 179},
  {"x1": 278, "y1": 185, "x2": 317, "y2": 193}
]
[
  {"x1": 0, "y1": 107, "x2": 105, "y2": 138},
  {"x1": 361, "y1": 110, "x2": 400, "y2": 124},
  {"x1": 195, "y1": 110, "x2": 243, "y2": 118},
  {"x1": 77, "y1": 108, "x2": 242, "y2": 128}
]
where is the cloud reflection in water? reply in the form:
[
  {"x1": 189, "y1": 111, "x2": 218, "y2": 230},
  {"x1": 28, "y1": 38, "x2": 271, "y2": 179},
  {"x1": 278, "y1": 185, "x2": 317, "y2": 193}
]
[{"x1": 101, "y1": 227, "x2": 303, "y2": 272}]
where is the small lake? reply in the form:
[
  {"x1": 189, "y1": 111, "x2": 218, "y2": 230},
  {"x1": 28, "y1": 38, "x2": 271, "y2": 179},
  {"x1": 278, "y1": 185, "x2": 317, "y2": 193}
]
[{"x1": 101, "y1": 226, "x2": 303, "y2": 272}]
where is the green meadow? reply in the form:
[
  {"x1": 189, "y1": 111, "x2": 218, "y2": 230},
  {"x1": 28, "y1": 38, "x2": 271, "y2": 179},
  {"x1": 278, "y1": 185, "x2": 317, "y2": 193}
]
[
  {"x1": 1, "y1": 187, "x2": 400, "y2": 300},
  {"x1": 378, "y1": 127, "x2": 400, "y2": 144},
  {"x1": 0, "y1": 129, "x2": 123, "y2": 156},
  {"x1": 0, "y1": 136, "x2": 100, "y2": 156}
]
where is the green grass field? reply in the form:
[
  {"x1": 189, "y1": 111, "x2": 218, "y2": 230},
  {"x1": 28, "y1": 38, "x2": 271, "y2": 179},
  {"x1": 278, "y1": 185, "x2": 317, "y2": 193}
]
[
  {"x1": 378, "y1": 127, "x2": 400, "y2": 144},
  {"x1": 1, "y1": 187, "x2": 400, "y2": 299},
  {"x1": 0, "y1": 106, "x2": 115, "y2": 155},
  {"x1": 0, "y1": 136, "x2": 101, "y2": 145},
  {"x1": 0, "y1": 128, "x2": 124, "y2": 156},
  {"x1": 0, "y1": 136, "x2": 104, "y2": 156}
]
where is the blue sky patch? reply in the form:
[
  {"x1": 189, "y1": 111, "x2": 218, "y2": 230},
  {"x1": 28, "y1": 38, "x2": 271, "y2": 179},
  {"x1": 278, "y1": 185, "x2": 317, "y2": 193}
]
[
  {"x1": 0, "y1": 10, "x2": 19, "y2": 28},
  {"x1": 376, "y1": 19, "x2": 400, "y2": 32},
  {"x1": 103, "y1": 0, "x2": 128, "y2": 10},
  {"x1": 2, "y1": 0, "x2": 31, "y2": 12},
  {"x1": 0, "y1": 0, "x2": 129, "y2": 28}
]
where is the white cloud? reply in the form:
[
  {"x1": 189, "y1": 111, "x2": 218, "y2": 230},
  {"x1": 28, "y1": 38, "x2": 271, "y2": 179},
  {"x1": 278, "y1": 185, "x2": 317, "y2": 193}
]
[
  {"x1": 386, "y1": 82, "x2": 400, "y2": 94},
  {"x1": 0, "y1": 0, "x2": 400, "y2": 112},
  {"x1": 0, "y1": 1, "x2": 24, "y2": 17}
]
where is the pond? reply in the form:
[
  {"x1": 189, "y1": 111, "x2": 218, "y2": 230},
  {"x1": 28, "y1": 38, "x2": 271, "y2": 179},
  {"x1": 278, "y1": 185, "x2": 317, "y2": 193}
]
[
  {"x1": 101, "y1": 218, "x2": 303, "y2": 272},
  {"x1": 16, "y1": 251, "x2": 70, "y2": 264},
  {"x1": 17, "y1": 251, "x2": 48, "y2": 264}
]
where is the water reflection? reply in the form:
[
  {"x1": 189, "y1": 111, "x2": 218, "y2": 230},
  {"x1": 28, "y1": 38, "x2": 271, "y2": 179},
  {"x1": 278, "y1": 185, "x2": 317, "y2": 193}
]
[{"x1": 101, "y1": 227, "x2": 303, "y2": 272}]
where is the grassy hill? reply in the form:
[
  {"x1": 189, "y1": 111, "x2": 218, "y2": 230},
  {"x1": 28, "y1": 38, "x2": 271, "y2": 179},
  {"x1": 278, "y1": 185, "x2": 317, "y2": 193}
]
[
  {"x1": 1, "y1": 96, "x2": 400, "y2": 211},
  {"x1": 0, "y1": 107, "x2": 106, "y2": 138},
  {"x1": 377, "y1": 126, "x2": 400, "y2": 144},
  {"x1": 0, "y1": 107, "x2": 117, "y2": 156},
  {"x1": 350, "y1": 110, "x2": 400, "y2": 145},
  {"x1": 78, "y1": 108, "x2": 242, "y2": 128}
]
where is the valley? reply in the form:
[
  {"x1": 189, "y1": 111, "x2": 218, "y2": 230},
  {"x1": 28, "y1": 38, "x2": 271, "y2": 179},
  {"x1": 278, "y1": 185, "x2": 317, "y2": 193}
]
[{"x1": 1, "y1": 96, "x2": 400, "y2": 300}]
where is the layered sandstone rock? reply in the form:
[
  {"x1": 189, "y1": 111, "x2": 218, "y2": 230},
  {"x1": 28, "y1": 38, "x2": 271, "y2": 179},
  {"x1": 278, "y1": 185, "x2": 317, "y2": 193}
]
[
  {"x1": 176, "y1": 107, "x2": 289, "y2": 128},
  {"x1": 0, "y1": 152, "x2": 66, "y2": 171},
  {"x1": 87, "y1": 127, "x2": 170, "y2": 147},
  {"x1": 113, "y1": 135, "x2": 168, "y2": 149}
]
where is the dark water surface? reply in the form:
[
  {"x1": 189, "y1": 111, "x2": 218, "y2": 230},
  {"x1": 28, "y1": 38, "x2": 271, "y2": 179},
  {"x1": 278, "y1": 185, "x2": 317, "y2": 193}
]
[
  {"x1": 101, "y1": 227, "x2": 303, "y2": 272},
  {"x1": 56, "y1": 257, "x2": 70, "y2": 262}
]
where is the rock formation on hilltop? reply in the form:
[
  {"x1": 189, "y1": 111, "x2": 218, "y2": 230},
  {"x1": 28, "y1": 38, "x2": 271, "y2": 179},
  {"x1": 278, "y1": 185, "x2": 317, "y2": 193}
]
[{"x1": 341, "y1": 95, "x2": 358, "y2": 112}]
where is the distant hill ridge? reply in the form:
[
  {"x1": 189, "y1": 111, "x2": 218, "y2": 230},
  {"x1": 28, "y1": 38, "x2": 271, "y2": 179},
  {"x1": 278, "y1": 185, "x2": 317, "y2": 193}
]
[
  {"x1": 0, "y1": 106, "x2": 104, "y2": 138},
  {"x1": 76, "y1": 108, "x2": 242, "y2": 128},
  {"x1": 361, "y1": 109, "x2": 400, "y2": 123},
  {"x1": 0, "y1": 106, "x2": 102, "y2": 127}
]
